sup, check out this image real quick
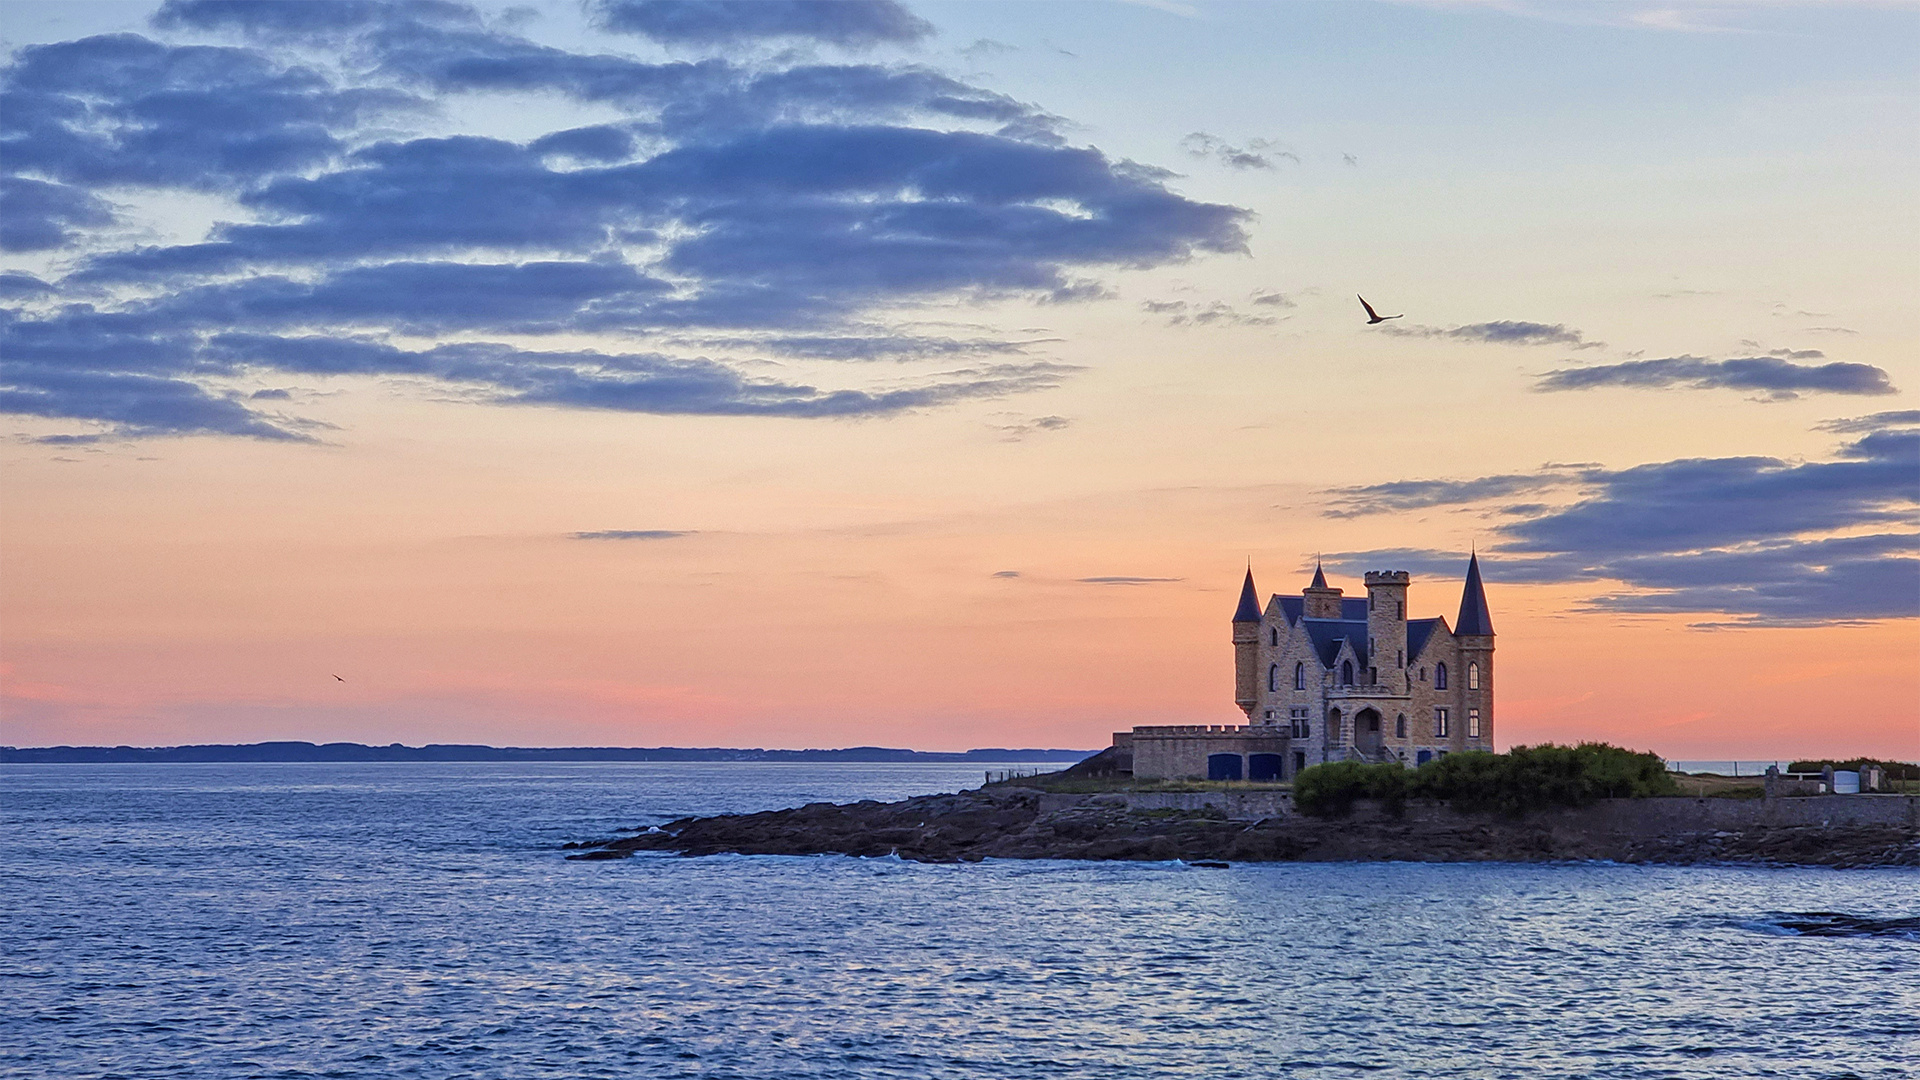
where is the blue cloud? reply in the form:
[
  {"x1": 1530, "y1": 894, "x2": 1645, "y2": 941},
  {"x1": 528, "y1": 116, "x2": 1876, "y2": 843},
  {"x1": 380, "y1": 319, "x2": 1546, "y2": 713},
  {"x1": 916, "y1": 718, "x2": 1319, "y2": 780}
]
[
  {"x1": 591, "y1": 1, "x2": 933, "y2": 48},
  {"x1": 1384, "y1": 320, "x2": 1599, "y2": 348},
  {"x1": 0, "y1": 364, "x2": 308, "y2": 441},
  {"x1": 2, "y1": 2, "x2": 1245, "y2": 439},
  {"x1": 0, "y1": 178, "x2": 116, "y2": 251},
  {"x1": 571, "y1": 529, "x2": 692, "y2": 540},
  {"x1": 1322, "y1": 469, "x2": 1593, "y2": 517},
  {"x1": 1, "y1": 33, "x2": 418, "y2": 193},
  {"x1": 1322, "y1": 425, "x2": 1919, "y2": 624},
  {"x1": 1536, "y1": 355, "x2": 1895, "y2": 398},
  {"x1": 0, "y1": 272, "x2": 55, "y2": 299}
]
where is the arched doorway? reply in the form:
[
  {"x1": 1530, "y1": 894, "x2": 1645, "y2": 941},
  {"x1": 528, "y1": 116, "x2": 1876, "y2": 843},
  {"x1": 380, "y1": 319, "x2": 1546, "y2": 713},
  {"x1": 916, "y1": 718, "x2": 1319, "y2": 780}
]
[
  {"x1": 1354, "y1": 707, "x2": 1383, "y2": 757},
  {"x1": 1248, "y1": 753, "x2": 1283, "y2": 781},
  {"x1": 1207, "y1": 753, "x2": 1243, "y2": 781}
]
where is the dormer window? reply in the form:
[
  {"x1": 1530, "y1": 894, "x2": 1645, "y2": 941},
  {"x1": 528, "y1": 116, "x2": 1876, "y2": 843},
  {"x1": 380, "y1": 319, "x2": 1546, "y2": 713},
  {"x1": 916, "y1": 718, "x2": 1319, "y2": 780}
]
[
  {"x1": 1340, "y1": 660, "x2": 1354, "y2": 686},
  {"x1": 1435, "y1": 663, "x2": 1448, "y2": 690}
]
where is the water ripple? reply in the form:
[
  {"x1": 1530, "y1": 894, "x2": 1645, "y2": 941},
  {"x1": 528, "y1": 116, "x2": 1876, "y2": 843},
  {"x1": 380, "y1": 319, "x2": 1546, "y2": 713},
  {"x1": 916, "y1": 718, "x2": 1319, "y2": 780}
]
[{"x1": 2, "y1": 762, "x2": 1916, "y2": 1079}]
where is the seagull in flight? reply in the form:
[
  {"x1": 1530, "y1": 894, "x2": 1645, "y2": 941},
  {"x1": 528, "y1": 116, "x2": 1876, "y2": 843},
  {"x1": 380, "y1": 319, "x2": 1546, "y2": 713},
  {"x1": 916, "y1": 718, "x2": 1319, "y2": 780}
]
[
  {"x1": 333, "y1": 674, "x2": 345, "y2": 682},
  {"x1": 1358, "y1": 295, "x2": 1402, "y2": 324}
]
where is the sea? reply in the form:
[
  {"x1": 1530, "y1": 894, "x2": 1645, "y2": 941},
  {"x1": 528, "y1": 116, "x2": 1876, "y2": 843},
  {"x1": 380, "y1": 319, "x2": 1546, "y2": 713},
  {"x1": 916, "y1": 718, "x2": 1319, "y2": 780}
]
[{"x1": 2, "y1": 762, "x2": 1915, "y2": 1079}]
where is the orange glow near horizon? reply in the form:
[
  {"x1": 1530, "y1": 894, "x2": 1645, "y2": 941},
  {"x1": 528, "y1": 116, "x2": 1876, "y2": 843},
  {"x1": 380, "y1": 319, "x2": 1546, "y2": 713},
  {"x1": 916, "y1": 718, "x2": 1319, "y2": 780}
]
[{"x1": 2, "y1": 2, "x2": 1916, "y2": 764}]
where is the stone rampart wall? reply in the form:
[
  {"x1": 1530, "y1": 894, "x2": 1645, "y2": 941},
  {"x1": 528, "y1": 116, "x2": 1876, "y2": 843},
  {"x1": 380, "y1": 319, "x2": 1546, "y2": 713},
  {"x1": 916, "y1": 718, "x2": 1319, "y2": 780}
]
[{"x1": 1038, "y1": 791, "x2": 1919, "y2": 828}]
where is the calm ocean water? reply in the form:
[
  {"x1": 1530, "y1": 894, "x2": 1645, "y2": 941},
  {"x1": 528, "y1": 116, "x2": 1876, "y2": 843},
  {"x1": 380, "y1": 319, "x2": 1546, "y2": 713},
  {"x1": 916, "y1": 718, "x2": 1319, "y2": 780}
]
[{"x1": 2, "y1": 763, "x2": 1915, "y2": 1079}]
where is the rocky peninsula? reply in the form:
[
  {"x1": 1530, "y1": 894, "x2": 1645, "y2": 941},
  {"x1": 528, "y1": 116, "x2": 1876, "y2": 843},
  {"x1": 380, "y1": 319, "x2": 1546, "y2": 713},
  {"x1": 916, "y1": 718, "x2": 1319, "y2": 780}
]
[{"x1": 568, "y1": 771, "x2": 1920, "y2": 868}]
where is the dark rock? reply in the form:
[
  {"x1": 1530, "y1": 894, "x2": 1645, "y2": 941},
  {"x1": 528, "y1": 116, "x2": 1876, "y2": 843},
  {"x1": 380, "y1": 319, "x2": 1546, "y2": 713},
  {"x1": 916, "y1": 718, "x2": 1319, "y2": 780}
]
[{"x1": 564, "y1": 782, "x2": 1919, "y2": 868}]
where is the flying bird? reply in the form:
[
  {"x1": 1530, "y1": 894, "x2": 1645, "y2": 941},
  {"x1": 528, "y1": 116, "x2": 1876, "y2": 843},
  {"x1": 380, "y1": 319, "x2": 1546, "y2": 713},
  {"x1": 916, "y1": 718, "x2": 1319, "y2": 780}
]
[
  {"x1": 1359, "y1": 295, "x2": 1402, "y2": 324},
  {"x1": 333, "y1": 674, "x2": 345, "y2": 682}
]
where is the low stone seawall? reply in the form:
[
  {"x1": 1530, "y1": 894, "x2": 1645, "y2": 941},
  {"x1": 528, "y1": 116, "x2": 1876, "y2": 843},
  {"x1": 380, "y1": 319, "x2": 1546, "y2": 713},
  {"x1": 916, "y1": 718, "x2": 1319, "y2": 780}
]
[
  {"x1": 1541, "y1": 793, "x2": 1920, "y2": 834},
  {"x1": 1040, "y1": 790, "x2": 1915, "y2": 826},
  {"x1": 1040, "y1": 790, "x2": 1296, "y2": 819}
]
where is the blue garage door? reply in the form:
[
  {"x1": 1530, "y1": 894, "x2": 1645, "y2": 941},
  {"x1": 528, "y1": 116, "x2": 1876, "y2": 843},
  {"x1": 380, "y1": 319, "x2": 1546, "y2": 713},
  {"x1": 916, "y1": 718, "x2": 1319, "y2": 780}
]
[
  {"x1": 1207, "y1": 753, "x2": 1243, "y2": 781},
  {"x1": 1248, "y1": 754, "x2": 1283, "y2": 781}
]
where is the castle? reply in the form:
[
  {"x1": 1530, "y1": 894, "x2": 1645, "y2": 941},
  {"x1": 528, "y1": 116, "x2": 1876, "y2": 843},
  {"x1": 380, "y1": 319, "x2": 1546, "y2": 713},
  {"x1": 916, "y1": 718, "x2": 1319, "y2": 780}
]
[{"x1": 1120, "y1": 556, "x2": 1495, "y2": 781}]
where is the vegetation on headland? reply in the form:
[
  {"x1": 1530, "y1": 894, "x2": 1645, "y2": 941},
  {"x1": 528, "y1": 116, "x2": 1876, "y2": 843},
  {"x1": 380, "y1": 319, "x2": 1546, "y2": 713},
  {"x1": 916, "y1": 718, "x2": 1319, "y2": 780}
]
[
  {"x1": 1789, "y1": 759, "x2": 1918, "y2": 780},
  {"x1": 1293, "y1": 744, "x2": 1677, "y2": 818},
  {"x1": 1788, "y1": 759, "x2": 1920, "y2": 793}
]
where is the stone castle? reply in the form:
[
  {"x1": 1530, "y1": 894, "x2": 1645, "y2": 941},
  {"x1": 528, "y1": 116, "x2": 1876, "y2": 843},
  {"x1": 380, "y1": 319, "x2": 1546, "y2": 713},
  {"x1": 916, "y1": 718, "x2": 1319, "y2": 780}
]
[{"x1": 1120, "y1": 555, "x2": 1495, "y2": 781}]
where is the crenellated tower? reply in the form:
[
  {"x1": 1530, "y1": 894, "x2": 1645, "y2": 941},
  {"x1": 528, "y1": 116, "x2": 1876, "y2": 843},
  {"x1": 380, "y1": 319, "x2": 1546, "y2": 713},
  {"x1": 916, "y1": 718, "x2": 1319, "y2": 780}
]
[{"x1": 1364, "y1": 570, "x2": 1410, "y2": 690}]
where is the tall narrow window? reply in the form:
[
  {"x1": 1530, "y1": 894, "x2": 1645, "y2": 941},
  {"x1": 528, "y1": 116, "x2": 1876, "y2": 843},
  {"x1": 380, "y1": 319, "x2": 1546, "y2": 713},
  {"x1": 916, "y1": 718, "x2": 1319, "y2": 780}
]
[
  {"x1": 1434, "y1": 708, "x2": 1450, "y2": 737},
  {"x1": 1468, "y1": 708, "x2": 1481, "y2": 738},
  {"x1": 1395, "y1": 714, "x2": 1407, "y2": 738},
  {"x1": 1435, "y1": 663, "x2": 1448, "y2": 690},
  {"x1": 1293, "y1": 662, "x2": 1305, "y2": 690},
  {"x1": 1268, "y1": 664, "x2": 1279, "y2": 692},
  {"x1": 1468, "y1": 662, "x2": 1480, "y2": 690},
  {"x1": 1368, "y1": 666, "x2": 1378, "y2": 684},
  {"x1": 1271, "y1": 627, "x2": 1279, "y2": 646},
  {"x1": 1396, "y1": 650, "x2": 1404, "y2": 668},
  {"x1": 1395, "y1": 601, "x2": 1403, "y2": 618},
  {"x1": 1340, "y1": 660, "x2": 1354, "y2": 686}
]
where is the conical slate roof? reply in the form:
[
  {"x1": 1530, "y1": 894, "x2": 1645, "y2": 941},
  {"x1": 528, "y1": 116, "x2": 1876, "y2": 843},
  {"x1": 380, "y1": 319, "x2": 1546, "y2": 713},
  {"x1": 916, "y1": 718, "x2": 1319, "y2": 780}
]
[
  {"x1": 1455, "y1": 553, "x2": 1494, "y2": 636},
  {"x1": 1308, "y1": 561, "x2": 1329, "y2": 590},
  {"x1": 1233, "y1": 568, "x2": 1263, "y2": 622}
]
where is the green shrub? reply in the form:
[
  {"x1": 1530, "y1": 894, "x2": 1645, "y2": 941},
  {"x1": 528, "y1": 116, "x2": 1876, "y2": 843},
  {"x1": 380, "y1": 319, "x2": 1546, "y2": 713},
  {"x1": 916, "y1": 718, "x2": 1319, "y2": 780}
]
[
  {"x1": 1411, "y1": 743, "x2": 1674, "y2": 816},
  {"x1": 1294, "y1": 743, "x2": 1675, "y2": 819},
  {"x1": 1293, "y1": 760, "x2": 1409, "y2": 818},
  {"x1": 1788, "y1": 758, "x2": 1920, "y2": 782}
]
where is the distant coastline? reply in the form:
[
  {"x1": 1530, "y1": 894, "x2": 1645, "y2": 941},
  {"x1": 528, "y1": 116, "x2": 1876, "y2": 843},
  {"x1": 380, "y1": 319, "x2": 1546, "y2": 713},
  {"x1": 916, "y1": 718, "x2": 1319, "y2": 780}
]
[{"x1": 0, "y1": 742, "x2": 1096, "y2": 765}]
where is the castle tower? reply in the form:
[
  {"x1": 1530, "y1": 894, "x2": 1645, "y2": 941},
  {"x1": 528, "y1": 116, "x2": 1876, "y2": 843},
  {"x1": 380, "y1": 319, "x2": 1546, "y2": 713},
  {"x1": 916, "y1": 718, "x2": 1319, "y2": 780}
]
[
  {"x1": 1232, "y1": 567, "x2": 1262, "y2": 718},
  {"x1": 1364, "y1": 570, "x2": 1410, "y2": 690},
  {"x1": 1302, "y1": 561, "x2": 1343, "y2": 619},
  {"x1": 1454, "y1": 553, "x2": 1495, "y2": 748}
]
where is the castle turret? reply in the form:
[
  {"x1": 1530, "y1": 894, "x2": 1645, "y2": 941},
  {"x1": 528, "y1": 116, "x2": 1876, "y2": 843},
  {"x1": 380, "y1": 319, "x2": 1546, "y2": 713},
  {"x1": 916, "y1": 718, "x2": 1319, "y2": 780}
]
[
  {"x1": 1302, "y1": 561, "x2": 1343, "y2": 619},
  {"x1": 1364, "y1": 570, "x2": 1410, "y2": 689},
  {"x1": 1232, "y1": 568, "x2": 1261, "y2": 717},
  {"x1": 1454, "y1": 554, "x2": 1495, "y2": 749}
]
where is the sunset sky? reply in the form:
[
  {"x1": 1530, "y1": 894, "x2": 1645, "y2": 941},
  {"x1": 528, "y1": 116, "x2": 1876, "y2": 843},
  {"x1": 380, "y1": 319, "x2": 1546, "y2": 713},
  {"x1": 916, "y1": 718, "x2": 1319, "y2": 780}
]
[{"x1": 2, "y1": 0, "x2": 1915, "y2": 759}]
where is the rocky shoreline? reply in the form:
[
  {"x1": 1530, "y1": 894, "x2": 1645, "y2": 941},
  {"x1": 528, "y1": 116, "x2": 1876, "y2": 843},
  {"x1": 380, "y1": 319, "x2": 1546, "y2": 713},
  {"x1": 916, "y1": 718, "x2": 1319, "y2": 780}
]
[{"x1": 568, "y1": 782, "x2": 1920, "y2": 868}]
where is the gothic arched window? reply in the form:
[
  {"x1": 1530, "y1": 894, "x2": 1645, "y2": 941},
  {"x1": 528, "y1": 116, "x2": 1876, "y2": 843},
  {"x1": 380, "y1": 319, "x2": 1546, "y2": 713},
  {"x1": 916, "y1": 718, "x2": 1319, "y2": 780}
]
[
  {"x1": 1293, "y1": 662, "x2": 1305, "y2": 690},
  {"x1": 1268, "y1": 664, "x2": 1279, "y2": 692},
  {"x1": 1340, "y1": 660, "x2": 1354, "y2": 686},
  {"x1": 1271, "y1": 627, "x2": 1279, "y2": 646},
  {"x1": 1468, "y1": 662, "x2": 1480, "y2": 690},
  {"x1": 1395, "y1": 714, "x2": 1408, "y2": 738},
  {"x1": 1435, "y1": 663, "x2": 1448, "y2": 690}
]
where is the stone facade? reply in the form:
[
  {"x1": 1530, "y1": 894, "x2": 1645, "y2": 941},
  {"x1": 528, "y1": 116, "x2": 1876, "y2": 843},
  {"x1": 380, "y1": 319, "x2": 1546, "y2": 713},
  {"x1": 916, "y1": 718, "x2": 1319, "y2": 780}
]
[{"x1": 1130, "y1": 556, "x2": 1495, "y2": 780}]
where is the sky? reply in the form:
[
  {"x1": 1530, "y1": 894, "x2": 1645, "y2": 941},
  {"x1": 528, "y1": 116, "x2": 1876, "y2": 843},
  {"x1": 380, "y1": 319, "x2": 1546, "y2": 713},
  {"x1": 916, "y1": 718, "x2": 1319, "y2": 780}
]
[{"x1": 1, "y1": 0, "x2": 1915, "y2": 759}]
